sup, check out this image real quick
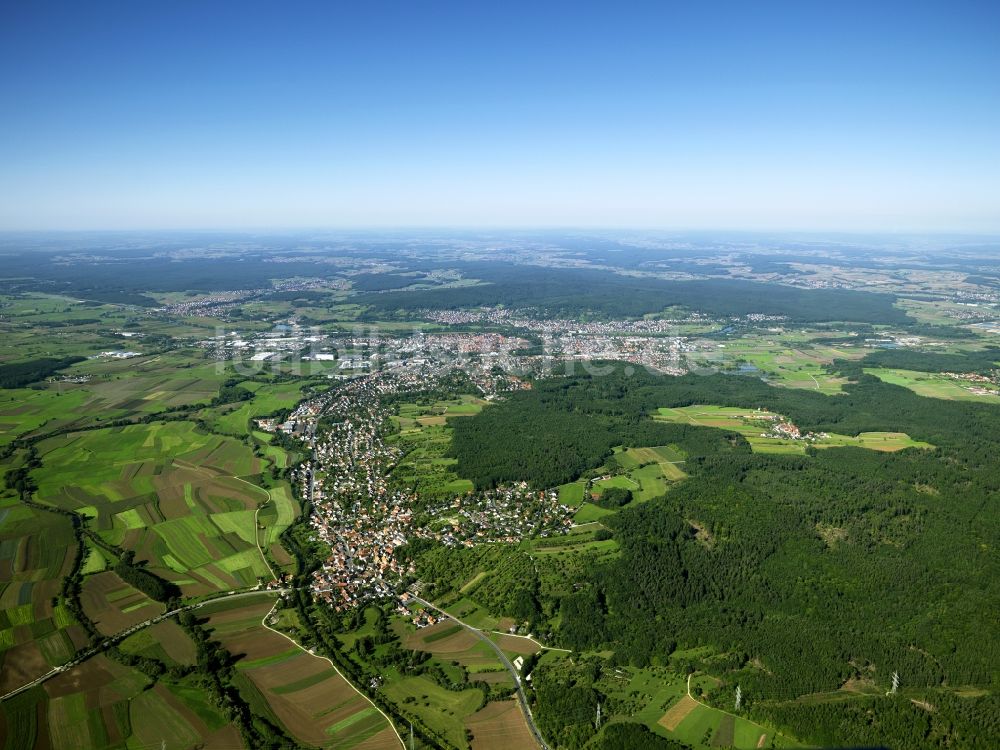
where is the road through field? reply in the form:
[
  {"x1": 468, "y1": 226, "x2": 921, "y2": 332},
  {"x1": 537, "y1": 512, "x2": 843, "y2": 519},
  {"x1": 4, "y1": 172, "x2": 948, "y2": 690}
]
[
  {"x1": 0, "y1": 587, "x2": 287, "y2": 703},
  {"x1": 412, "y1": 595, "x2": 550, "y2": 750},
  {"x1": 230, "y1": 474, "x2": 278, "y2": 582},
  {"x1": 684, "y1": 673, "x2": 769, "y2": 747}
]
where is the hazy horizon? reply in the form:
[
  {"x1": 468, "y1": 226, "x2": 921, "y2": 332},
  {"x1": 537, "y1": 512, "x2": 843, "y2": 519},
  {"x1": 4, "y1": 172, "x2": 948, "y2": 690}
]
[{"x1": 2, "y1": 1, "x2": 998, "y2": 232}]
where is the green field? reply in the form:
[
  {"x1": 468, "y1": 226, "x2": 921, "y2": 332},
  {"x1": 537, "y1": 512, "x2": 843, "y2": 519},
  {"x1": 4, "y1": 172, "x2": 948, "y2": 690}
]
[
  {"x1": 655, "y1": 404, "x2": 933, "y2": 454},
  {"x1": 386, "y1": 396, "x2": 486, "y2": 497},
  {"x1": 32, "y1": 421, "x2": 288, "y2": 597},
  {"x1": 382, "y1": 674, "x2": 485, "y2": 748},
  {"x1": 865, "y1": 367, "x2": 1000, "y2": 402},
  {"x1": 556, "y1": 480, "x2": 587, "y2": 506},
  {"x1": 207, "y1": 380, "x2": 307, "y2": 436},
  {"x1": 686, "y1": 335, "x2": 859, "y2": 394}
]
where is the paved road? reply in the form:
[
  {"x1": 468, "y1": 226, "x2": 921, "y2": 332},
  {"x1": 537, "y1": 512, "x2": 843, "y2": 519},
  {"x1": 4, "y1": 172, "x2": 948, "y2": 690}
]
[
  {"x1": 413, "y1": 595, "x2": 550, "y2": 750},
  {"x1": 0, "y1": 587, "x2": 288, "y2": 703}
]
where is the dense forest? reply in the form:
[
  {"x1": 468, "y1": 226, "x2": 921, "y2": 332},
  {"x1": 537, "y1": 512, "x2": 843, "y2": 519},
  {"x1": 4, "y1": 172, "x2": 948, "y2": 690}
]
[
  {"x1": 861, "y1": 346, "x2": 1000, "y2": 374},
  {"x1": 449, "y1": 365, "x2": 1000, "y2": 746},
  {"x1": 357, "y1": 265, "x2": 910, "y2": 324},
  {"x1": 0, "y1": 356, "x2": 85, "y2": 388},
  {"x1": 451, "y1": 400, "x2": 745, "y2": 490}
]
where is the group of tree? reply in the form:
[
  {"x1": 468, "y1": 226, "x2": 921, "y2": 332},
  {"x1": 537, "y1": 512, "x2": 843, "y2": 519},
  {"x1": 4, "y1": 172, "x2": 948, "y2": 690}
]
[
  {"x1": 356, "y1": 264, "x2": 910, "y2": 324},
  {"x1": 447, "y1": 363, "x2": 1000, "y2": 747},
  {"x1": 0, "y1": 355, "x2": 84, "y2": 388}
]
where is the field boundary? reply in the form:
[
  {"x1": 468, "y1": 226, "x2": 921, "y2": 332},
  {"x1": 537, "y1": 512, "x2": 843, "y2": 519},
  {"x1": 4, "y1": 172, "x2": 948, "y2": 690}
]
[{"x1": 259, "y1": 600, "x2": 406, "y2": 749}]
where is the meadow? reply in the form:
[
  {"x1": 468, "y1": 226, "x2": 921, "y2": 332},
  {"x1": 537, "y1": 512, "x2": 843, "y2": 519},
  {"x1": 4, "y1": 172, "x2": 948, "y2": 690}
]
[
  {"x1": 654, "y1": 404, "x2": 933, "y2": 454},
  {"x1": 387, "y1": 396, "x2": 486, "y2": 497},
  {"x1": 865, "y1": 367, "x2": 1000, "y2": 402}
]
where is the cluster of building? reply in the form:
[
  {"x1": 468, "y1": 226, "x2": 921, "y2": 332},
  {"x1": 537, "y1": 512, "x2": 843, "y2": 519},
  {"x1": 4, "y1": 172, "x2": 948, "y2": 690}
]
[
  {"x1": 419, "y1": 306, "x2": 701, "y2": 335},
  {"x1": 157, "y1": 278, "x2": 347, "y2": 319},
  {"x1": 549, "y1": 332, "x2": 695, "y2": 374},
  {"x1": 199, "y1": 321, "x2": 326, "y2": 364},
  {"x1": 278, "y1": 369, "x2": 573, "y2": 615},
  {"x1": 423, "y1": 483, "x2": 573, "y2": 546},
  {"x1": 943, "y1": 371, "x2": 1000, "y2": 397},
  {"x1": 88, "y1": 350, "x2": 141, "y2": 359}
]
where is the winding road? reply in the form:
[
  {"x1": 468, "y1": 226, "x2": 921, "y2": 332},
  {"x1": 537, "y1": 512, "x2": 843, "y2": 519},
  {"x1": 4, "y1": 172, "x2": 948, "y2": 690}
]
[{"x1": 412, "y1": 595, "x2": 550, "y2": 750}]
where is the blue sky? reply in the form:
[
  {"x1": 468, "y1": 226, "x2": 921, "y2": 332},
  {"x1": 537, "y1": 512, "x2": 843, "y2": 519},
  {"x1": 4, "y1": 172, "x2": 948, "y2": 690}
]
[{"x1": 1, "y1": 1, "x2": 998, "y2": 231}]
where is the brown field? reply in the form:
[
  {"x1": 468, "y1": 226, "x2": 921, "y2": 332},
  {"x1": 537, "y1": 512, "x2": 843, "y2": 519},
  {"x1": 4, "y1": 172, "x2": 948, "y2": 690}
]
[
  {"x1": 417, "y1": 415, "x2": 448, "y2": 426},
  {"x1": 204, "y1": 599, "x2": 397, "y2": 748},
  {"x1": 465, "y1": 699, "x2": 535, "y2": 750},
  {"x1": 489, "y1": 633, "x2": 540, "y2": 657},
  {"x1": 351, "y1": 728, "x2": 404, "y2": 749},
  {"x1": 402, "y1": 620, "x2": 499, "y2": 667},
  {"x1": 270, "y1": 543, "x2": 294, "y2": 567},
  {"x1": 80, "y1": 570, "x2": 163, "y2": 636},
  {"x1": 659, "y1": 694, "x2": 698, "y2": 731},
  {"x1": 138, "y1": 620, "x2": 198, "y2": 665},
  {"x1": 128, "y1": 682, "x2": 233, "y2": 750},
  {"x1": 0, "y1": 640, "x2": 50, "y2": 693},
  {"x1": 476, "y1": 671, "x2": 514, "y2": 685},
  {"x1": 45, "y1": 654, "x2": 133, "y2": 700}
]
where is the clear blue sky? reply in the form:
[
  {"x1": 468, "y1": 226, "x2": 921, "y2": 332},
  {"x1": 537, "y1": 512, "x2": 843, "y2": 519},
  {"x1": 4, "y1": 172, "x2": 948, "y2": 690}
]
[{"x1": 1, "y1": 1, "x2": 998, "y2": 231}]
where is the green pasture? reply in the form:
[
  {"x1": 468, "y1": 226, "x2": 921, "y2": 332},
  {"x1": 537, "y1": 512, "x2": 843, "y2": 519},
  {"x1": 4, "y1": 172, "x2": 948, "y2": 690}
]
[
  {"x1": 865, "y1": 367, "x2": 1000, "y2": 402},
  {"x1": 382, "y1": 674, "x2": 484, "y2": 748},
  {"x1": 655, "y1": 404, "x2": 932, "y2": 455}
]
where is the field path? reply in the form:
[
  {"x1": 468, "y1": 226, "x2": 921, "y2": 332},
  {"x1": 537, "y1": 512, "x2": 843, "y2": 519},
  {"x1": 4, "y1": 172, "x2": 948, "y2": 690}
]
[
  {"x1": 231, "y1": 475, "x2": 278, "y2": 582},
  {"x1": 486, "y1": 630, "x2": 571, "y2": 653},
  {"x1": 259, "y1": 600, "x2": 406, "y2": 749},
  {"x1": 172, "y1": 457, "x2": 278, "y2": 582},
  {"x1": 684, "y1": 673, "x2": 770, "y2": 745}
]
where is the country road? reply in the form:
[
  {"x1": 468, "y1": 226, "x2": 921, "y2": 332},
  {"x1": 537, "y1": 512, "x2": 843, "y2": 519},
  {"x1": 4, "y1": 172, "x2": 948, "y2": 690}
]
[
  {"x1": 0, "y1": 587, "x2": 288, "y2": 703},
  {"x1": 412, "y1": 595, "x2": 550, "y2": 750}
]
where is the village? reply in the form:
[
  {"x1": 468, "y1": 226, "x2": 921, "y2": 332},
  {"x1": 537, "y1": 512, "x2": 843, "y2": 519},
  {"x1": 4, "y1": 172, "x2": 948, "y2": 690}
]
[{"x1": 268, "y1": 368, "x2": 574, "y2": 627}]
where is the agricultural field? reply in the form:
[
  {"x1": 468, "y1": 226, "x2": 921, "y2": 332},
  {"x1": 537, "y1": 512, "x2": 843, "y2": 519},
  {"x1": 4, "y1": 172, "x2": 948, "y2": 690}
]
[
  {"x1": 571, "y1": 501, "x2": 615, "y2": 523},
  {"x1": 560, "y1": 445, "x2": 688, "y2": 524},
  {"x1": 658, "y1": 697, "x2": 792, "y2": 749},
  {"x1": 464, "y1": 699, "x2": 536, "y2": 750},
  {"x1": 33, "y1": 421, "x2": 284, "y2": 598},
  {"x1": 118, "y1": 619, "x2": 197, "y2": 666},
  {"x1": 206, "y1": 379, "x2": 309, "y2": 436},
  {"x1": 555, "y1": 480, "x2": 586, "y2": 506},
  {"x1": 400, "y1": 618, "x2": 504, "y2": 669},
  {"x1": 202, "y1": 597, "x2": 400, "y2": 749},
  {"x1": 655, "y1": 404, "x2": 933, "y2": 454},
  {"x1": 688, "y1": 334, "x2": 859, "y2": 394},
  {"x1": 608, "y1": 446, "x2": 687, "y2": 500},
  {"x1": 441, "y1": 598, "x2": 505, "y2": 632},
  {"x1": 0, "y1": 353, "x2": 233, "y2": 446},
  {"x1": 865, "y1": 367, "x2": 1000, "y2": 402},
  {"x1": 0, "y1": 653, "x2": 239, "y2": 750},
  {"x1": 582, "y1": 663, "x2": 799, "y2": 750},
  {"x1": 80, "y1": 570, "x2": 164, "y2": 636},
  {"x1": 0, "y1": 499, "x2": 86, "y2": 693},
  {"x1": 381, "y1": 674, "x2": 484, "y2": 749}
]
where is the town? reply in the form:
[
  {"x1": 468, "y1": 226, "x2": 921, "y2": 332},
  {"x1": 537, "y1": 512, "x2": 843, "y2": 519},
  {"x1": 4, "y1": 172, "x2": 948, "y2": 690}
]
[{"x1": 273, "y1": 368, "x2": 574, "y2": 622}]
